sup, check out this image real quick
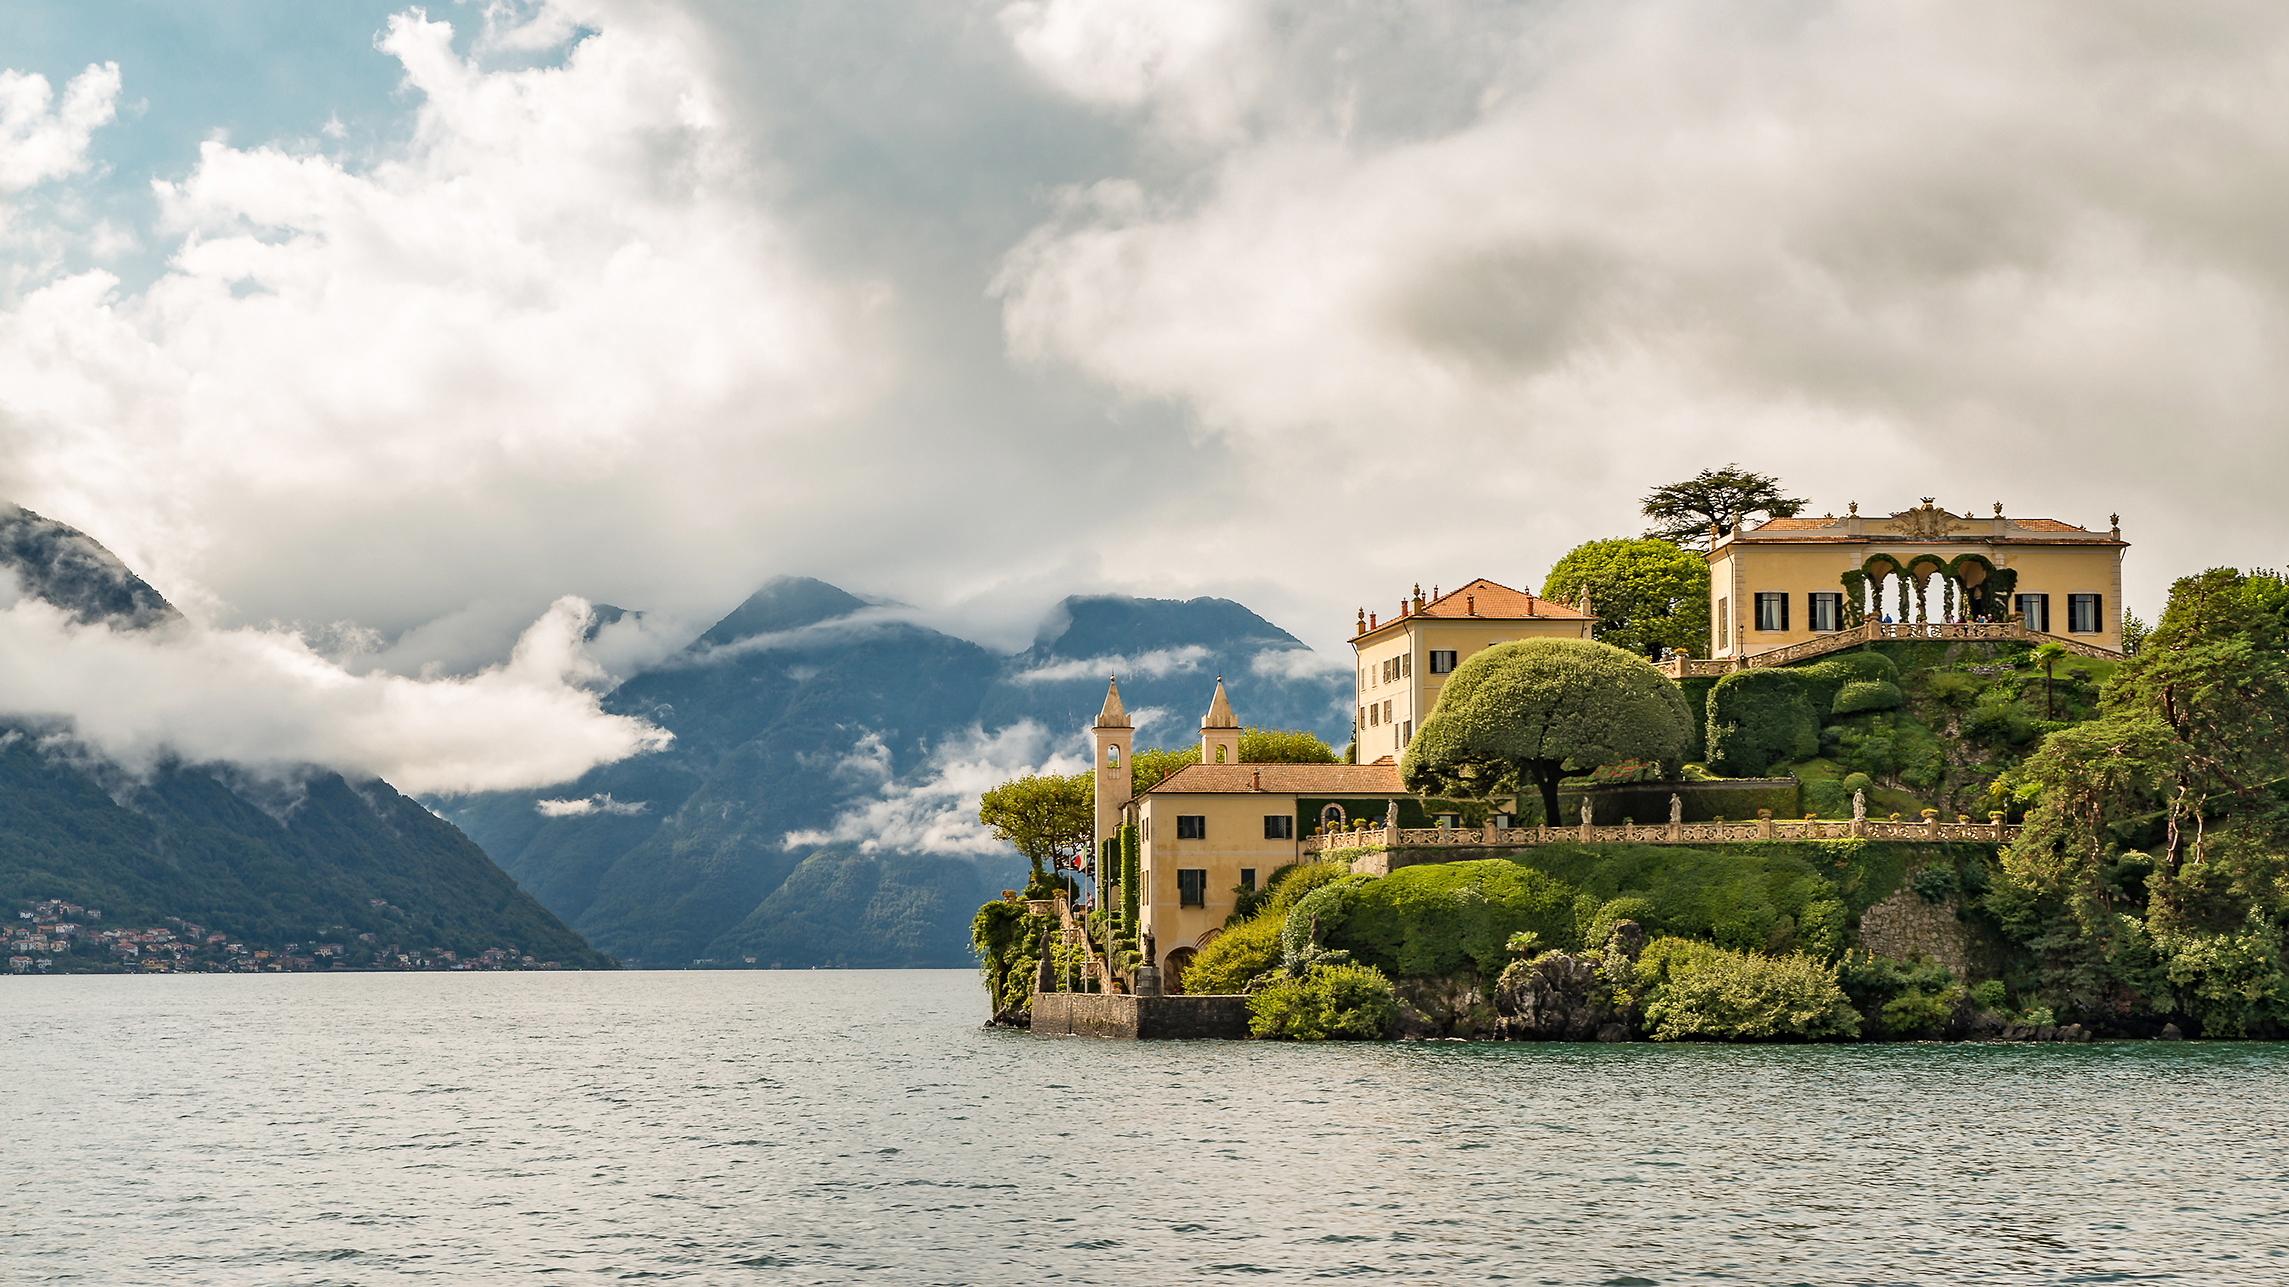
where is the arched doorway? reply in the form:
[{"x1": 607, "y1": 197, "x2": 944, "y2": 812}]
[{"x1": 1163, "y1": 947, "x2": 1197, "y2": 994}]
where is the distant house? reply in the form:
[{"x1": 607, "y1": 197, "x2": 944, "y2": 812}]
[{"x1": 1348, "y1": 578, "x2": 1593, "y2": 762}]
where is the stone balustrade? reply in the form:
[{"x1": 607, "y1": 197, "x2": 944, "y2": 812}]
[
  {"x1": 1305, "y1": 813, "x2": 2016, "y2": 857},
  {"x1": 1655, "y1": 618, "x2": 2123, "y2": 678}
]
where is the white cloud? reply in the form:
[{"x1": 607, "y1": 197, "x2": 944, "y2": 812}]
[
  {"x1": 995, "y1": 0, "x2": 2289, "y2": 615},
  {"x1": 1000, "y1": 0, "x2": 1264, "y2": 138},
  {"x1": 1007, "y1": 643, "x2": 1209, "y2": 683},
  {"x1": 0, "y1": 2, "x2": 887, "y2": 630},
  {"x1": 0, "y1": 62, "x2": 118, "y2": 192},
  {"x1": 0, "y1": 595, "x2": 669, "y2": 794},
  {"x1": 535, "y1": 792, "x2": 649, "y2": 817},
  {"x1": 1247, "y1": 645, "x2": 1348, "y2": 682},
  {"x1": 780, "y1": 721, "x2": 1085, "y2": 857}
]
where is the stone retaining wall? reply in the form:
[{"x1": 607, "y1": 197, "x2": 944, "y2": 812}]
[{"x1": 1030, "y1": 991, "x2": 1251, "y2": 1039}]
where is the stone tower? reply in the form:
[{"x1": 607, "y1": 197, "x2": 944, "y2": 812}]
[
  {"x1": 1092, "y1": 677, "x2": 1134, "y2": 851},
  {"x1": 1200, "y1": 677, "x2": 1241, "y2": 767}
]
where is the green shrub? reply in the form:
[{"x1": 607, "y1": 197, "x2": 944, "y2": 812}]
[
  {"x1": 1790, "y1": 652, "x2": 1901, "y2": 718},
  {"x1": 1924, "y1": 673, "x2": 1979, "y2": 709},
  {"x1": 1841, "y1": 772, "x2": 1872, "y2": 796},
  {"x1": 1832, "y1": 680, "x2": 1905, "y2": 716},
  {"x1": 1836, "y1": 950, "x2": 1963, "y2": 1037},
  {"x1": 1796, "y1": 898, "x2": 1847, "y2": 960},
  {"x1": 1965, "y1": 692, "x2": 2035, "y2": 747},
  {"x1": 1707, "y1": 670, "x2": 1820, "y2": 776},
  {"x1": 1971, "y1": 979, "x2": 2007, "y2": 1011},
  {"x1": 1247, "y1": 963, "x2": 1398, "y2": 1040},
  {"x1": 1633, "y1": 937, "x2": 1861, "y2": 1041},
  {"x1": 1910, "y1": 864, "x2": 1960, "y2": 904},
  {"x1": 1293, "y1": 861, "x2": 1582, "y2": 979},
  {"x1": 2154, "y1": 912, "x2": 2287, "y2": 1038},
  {"x1": 1502, "y1": 843, "x2": 1842, "y2": 954},
  {"x1": 1184, "y1": 915, "x2": 1282, "y2": 994}
]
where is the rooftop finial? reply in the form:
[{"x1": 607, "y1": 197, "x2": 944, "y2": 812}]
[
  {"x1": 1094, "y1": 677, "x2": 1131, "y2": 729},
  {"x1": 1202, "y1": 677, "x2": 1239, "y2": 730},
  {"x1": 1993, "y1": 502, "x2": 2004, "y2": 517},
  {"x1": 1848, "y1": 501, "x2": 1858, "y2": 516}
]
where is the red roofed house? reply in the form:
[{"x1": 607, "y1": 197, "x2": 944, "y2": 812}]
[{"x1": 1349, "y1": 578, "x2": 1594, "y2": 763}]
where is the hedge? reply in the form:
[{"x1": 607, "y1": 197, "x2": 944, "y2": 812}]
[
  {"x1": 1286, "y1": 860, "x2": 1581, "y2": 979},
  {"x1": 1706, "y1": 669, "x2": 1819, "y2": 776}
]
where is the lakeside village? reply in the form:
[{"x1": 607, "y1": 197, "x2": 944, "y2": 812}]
[
  {"x1": 9, "y1": 898, "x2": 569, "y2": 975},
  {"x1": 977, "y1": 474, "x2": 2289, "y2": 1043}
]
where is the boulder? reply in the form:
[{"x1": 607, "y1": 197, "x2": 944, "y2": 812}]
[
  {"x1": 2158, "y1": 1022, "x2": 2184, "y2": 1040},
  {"x1": 1392, "y1": 975, "x2": 1496, "y2": 1039}
]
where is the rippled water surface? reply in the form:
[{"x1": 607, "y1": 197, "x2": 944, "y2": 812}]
[{"x1": 8, "y1": 971, "x2": 2288, "y2": 1285}]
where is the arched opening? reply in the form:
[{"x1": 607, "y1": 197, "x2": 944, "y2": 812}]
[
  {"x1": 1321, "y1": 803, "x2": 1348, "y2": 831},
  {"x1": 1163, "y1": 947, "x2": 1197, "y2": 994},
  {"x1": 1106, "y1": 744, "x2": 1120, "y2": 767},
  {"x1": 1213, "y1": 745, "x2": 1226, "y2": 764}
]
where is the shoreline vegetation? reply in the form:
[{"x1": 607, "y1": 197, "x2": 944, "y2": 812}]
[{"x1": 974, "y1": 545, "x2": 2289, "y2": 1043}]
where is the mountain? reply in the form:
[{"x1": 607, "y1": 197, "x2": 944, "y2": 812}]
[
  {"x1": 0, "y1": 739, "x2": 608, "y2": 966},
  {"x1": 0, "y1": 502, "x2": 179, "y2": 629},
  {"x1": 438, "y1": 577, "x2": 1353, "y2": 967},
  {"x1": 0, "y1": 504, "x2": 609, "y2": 967}
]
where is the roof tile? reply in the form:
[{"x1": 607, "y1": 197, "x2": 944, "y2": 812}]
[{"x1": 1143, "y1": 763, "x2": 1406, "y2": 796}]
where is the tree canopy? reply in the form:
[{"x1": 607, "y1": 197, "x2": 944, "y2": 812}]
[
  {"x1": 1541, "y1": 537, "x2": 1710, "y2": 659},
  {"x1": 976, "y1": 772, "x2": 1093, "y2": 880},
  {"x1": 1641, "y1": 464, "x2": 1807, "y2": 548},
  {"x1": 1400, "y1": 638, "x2": 1693, "y2": 825}
]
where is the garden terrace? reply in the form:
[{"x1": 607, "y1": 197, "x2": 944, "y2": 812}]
[
  {"x1": 1658, "y1": 619, "x2": 2124, "y2": 678},
  {"x1": 1306, "y1": 813, "x2": 2018, "y2": 870}
]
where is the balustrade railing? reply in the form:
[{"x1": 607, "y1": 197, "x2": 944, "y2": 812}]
[
  {"x1": 1656, "y1": 618, "x2": 2122, "y2": 678},
  {"x1": 1303, "y1": 814, "x2": 2018, "y2": 856}
]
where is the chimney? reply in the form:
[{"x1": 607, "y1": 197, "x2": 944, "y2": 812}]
[
  {"x1": 1251, "y1": 769, "x2": 1262, "y2": 792},
  {"x1": 1369, "y1": 612, "x2": 1377, "y2": 629},
  {"x1": 1466, "y1": 595, "x2": 1475, "y2": 616}
]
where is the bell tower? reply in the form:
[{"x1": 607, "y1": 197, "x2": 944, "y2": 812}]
[
  {"x1": 1092, "y1": 677, "x2": 1134, "y2": 851},
  {"x1": 1200, "y1": 677, "x2": 1241, "y2": 767}
]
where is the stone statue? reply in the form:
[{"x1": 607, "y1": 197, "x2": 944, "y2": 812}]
[
  {"x1": 1852, "y1": 789, "x2": 1867, "y2": 822},
  {"x1": 1669, "y1": 794, "x2": 1683, "y2": 825},
  {"x1": 1580, "y1": 799, "x2": 1593, "y2": 827},
  {"x1": 1141, "y1": 930, "x2": 1156, "y2": 967}
]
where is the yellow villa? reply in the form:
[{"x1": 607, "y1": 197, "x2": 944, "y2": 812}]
[
  {"x1": 1708, "y1": 500, "x2": 2129, "y2": 661},
  {"x1": 1349, "y1": 578, "x2": 1592, "y2": 762},
  {"x1": 1092, "y1": 677, "x2": 1404, "y2": 991}
]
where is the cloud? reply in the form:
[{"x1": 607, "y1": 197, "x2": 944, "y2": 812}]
[
  {"x1": 535, "y1": 792, "x2": 649, "y2": 817},
  {"x1": 995, "y1": 0, "x2": 2289, "y2": 614},
  {"x1": 780, "y1": 721, "x2": 1084, "y2": 857},
  {"x1": 1247, "y1": 645, "x2": 1349, "y2": 682},
  {"x1": 1007, "y1": 643, "x2": 1209, "y2": 683},
  {"x1": 1000, "y1": 0, "x2": 1264, "y2": 138},
  {"x1": 0, "y1": 2, "x2": 887, "y2": 633},
  {"x1": 0, "y1": 595, "x2": 670, "y2": 794},
  {"x1": 0, "y1": 62, "x2": 118, "y2": 192}
]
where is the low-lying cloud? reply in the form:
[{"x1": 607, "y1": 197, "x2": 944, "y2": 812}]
[
  {"x1": 780, "y1": 721, "x2": 1084, "y2": 857},
  {"x1": 0, "y1": 595, "x2": 670, "y2": 794}
]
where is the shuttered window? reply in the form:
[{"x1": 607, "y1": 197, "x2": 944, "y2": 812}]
[
  {"x1": 1177, "y1": 869, "x2": 1207, "y2": 907},
  {"x1": 1717, "y1": 598, "x2": 1729, "y2": 647},
  {"x1": 1264, "y1": 815, "x2": 1293, "y2": 840},
  {"x1": 1808, "y1": 592, "x2": 1841, "y2": 633},
  {"x1": 1176, "y1": 815, "x2": 1206, "y2": 840},
  {"x1": 1755, "y1": 592, "x2": 1788, "y2": 631},
  {"x1": 1239, "y1": 868, "x2": 1257, "y2": 891},
  {"x1": 1429, "y1": 650, "x2": 1457, "y2": 673},
  {"x1": 2017, "y1": 594, "x2": 2050, "y2": 633},
  {"x1": 2068, "y1": 594, "x2": 2103, "y2": 634}
]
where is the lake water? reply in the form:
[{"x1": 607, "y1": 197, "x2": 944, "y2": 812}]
[{"x1": 7, "y1": 971, "x2": 2286, "y2": 1285}]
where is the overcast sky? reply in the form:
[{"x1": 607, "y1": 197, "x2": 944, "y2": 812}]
[{"x1": 3, "y1": 0, "x2": 2285, "y2": 789}]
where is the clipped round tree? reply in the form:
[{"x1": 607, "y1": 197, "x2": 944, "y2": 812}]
[{"x1": 1401, "y1": 638, "x2": 1692, "y2": 825}]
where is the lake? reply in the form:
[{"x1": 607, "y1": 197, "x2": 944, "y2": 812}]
[{"x1": 7, "y1": 970, "x2": 2285, "y2": 1285}]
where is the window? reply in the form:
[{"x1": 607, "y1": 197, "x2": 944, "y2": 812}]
[
  {"x1": 1755, "y1": 591, "x2": 1789, "y2": 631},
  {"x1": 1402, "y1": 719, "x2": 1412, "y2": 747},
  {"x1": 1263, "y1": 815, "x2": 1293, "y2": 840},
  {"x1": 1142, "y1": 816, "x2": 1150, "y2": 840},
  {"x1": 2068, "y1": 594, "x2": 2103, "y2": 634},
  {"x1": 1717, "y1": 598, "x2": 1729, "y2": 647},
  {"x1": 1401, "y1": 652, "x2": 1412, "y2": 678},
  {"x1": 1105, "y1": 744, "x2": 1119, "y2": 767},
  {"x1": 1358, "y1": 705, "x2": 1367, "y2": 729},
  {"x1": 1176, "y1": 815, "x2": 1206, "y2": 840},
  {"x1": 1429, "y1": 650, "x2": 1457, "y2": 674},
  {"x1": 1178, "y1": 869, "x2": 1207, "y2": 906},
  {"x1": 1808, "y1": 592, "x2": 1841, "y2": 634},
  {"x1": 1489, "y1": 813, "x2": 1512, "y2": 828},
  {"x1": 1367, "y1": 703, "x2": 1379, "y2": 727},
  {"x1": 2017, "y1": 593, "x2": 2050, "y2": 633},
  {"x1": 1239, "y1": 868, "x2": 1257, "y2": 892},
  {"x1": 1435, "y1": 813, "x2": 1460, "y2": 829},
  {"x1": 1382, "y1": 700, "x2": 1393, "y2": 727}
]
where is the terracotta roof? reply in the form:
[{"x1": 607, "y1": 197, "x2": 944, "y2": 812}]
[
  {"x1": 1753, "y1": 517, "x2": 1837, "y2": 530},
  {"x1": 1143, "y1": 763, "x2": 1406, "y2": 796},
  {"x1": 1357, "y1": 577, "x2": 1588, "y2": 637},
  {"x1": 2007, "y1": 518, "x2": 2089, "y2": 533}
]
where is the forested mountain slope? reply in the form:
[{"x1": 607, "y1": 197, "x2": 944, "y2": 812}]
[{"x1": 438, "y1": 578, "x2": 1354, "y2": 967}]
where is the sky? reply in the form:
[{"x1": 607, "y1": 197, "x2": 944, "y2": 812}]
[{"x1": 3, "y1": 0, "x2": 2287, "y2": 792}]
